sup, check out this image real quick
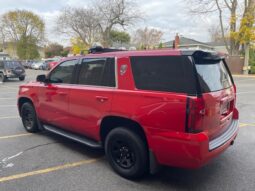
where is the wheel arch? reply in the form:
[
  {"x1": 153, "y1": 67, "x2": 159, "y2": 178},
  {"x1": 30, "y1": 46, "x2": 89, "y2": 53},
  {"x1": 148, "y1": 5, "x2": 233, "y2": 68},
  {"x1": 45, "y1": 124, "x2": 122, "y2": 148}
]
[
  {"x1": 18, "y1": 97, "x2": 34, "y2": 116},
  {"x1": 100, "y1": 115, "x2": 160, "y2": 174},
  {"x1": 100, "y1": 116, "x2": 148, "y2": 146}
]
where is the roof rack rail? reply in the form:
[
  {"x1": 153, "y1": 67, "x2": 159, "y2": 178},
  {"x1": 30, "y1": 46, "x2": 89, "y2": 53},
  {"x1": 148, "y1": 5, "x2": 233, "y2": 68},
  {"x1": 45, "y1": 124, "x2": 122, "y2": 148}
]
[{"x1": 88, "y1": 46, "x2": 125, "y2": 54}]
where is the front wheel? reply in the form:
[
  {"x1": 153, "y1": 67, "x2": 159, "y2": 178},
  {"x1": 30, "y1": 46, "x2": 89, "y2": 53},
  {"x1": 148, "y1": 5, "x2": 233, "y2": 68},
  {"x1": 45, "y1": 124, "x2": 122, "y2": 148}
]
[
  {"x1": 0, "y1": 73, "x2": 6, "y2": 83},
  {"x1": 19, "y1": 76, "x2": 25, "y2": 81},
  {"x1": 105, "y1": 127, "x2": 148, "y2": 179},
  {"x1": 21, "y1": 102, "x2": 40, "y2": 133}
]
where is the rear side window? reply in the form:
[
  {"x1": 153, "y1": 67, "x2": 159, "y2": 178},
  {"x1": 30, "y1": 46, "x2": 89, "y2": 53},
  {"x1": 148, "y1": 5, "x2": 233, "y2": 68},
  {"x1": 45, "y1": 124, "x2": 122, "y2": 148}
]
[
  {"x1": 195, "y1": 60, "x2": 232, "y2": 93},
  {"x1": 130, "y1": 56, "x2": 196, "y2": 94},
  {"x1": 78, "y1": 58, "x2": 115, "y2": 87},
  {"x1": 0, "y1": 62, "x2": 3, "y2": 69}
]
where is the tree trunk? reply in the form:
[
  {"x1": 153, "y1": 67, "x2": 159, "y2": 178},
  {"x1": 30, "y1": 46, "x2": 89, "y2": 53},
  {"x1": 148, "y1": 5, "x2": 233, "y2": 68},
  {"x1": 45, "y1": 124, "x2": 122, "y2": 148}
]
[
  {"x1": 243, "y1": 44, "x2": 250, "y2": 75},
  {"x1": 229, "y1": 0, "x2": 238, "y2": 56}
]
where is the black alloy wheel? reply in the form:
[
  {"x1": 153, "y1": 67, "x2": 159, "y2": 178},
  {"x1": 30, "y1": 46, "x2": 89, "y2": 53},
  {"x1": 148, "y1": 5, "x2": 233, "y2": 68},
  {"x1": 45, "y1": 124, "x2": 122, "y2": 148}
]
[
  {"x1": 105, "y1": 127, "x2": 148, "y2": 179},
  {"x1": 110, "y1": 139, "x2": 136, "y2": 169},
  {"x1": 0, "y1": 73, "x2": 6, "y2": 83},
  {"x1": 21, "y1": 102, "x2": 39, "y2": 133}
]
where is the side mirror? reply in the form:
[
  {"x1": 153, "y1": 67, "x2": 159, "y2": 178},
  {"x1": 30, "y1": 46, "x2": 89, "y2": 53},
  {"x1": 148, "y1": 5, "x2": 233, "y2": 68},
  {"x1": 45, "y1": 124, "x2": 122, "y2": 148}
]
[{"x1": 36, "y1": 74, "x2": 46, "y2": 83}]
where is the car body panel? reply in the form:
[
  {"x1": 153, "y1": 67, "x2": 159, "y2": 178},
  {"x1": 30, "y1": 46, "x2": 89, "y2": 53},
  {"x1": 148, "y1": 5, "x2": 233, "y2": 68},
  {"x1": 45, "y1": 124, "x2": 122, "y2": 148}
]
[
  {"x1": 69, "y1": 86, "x2": 114, "y2": 140},
  {"x1": 18, "y1": 49, "x2": 239, "y2": 170}
]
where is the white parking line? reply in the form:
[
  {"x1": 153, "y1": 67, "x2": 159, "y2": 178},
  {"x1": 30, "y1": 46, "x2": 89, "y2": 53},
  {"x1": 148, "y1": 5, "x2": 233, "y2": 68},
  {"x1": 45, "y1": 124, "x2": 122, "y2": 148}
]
[
  {"x1": 0, "y1": 116, "x2": 19, "y2": 119},
  {"x1": 236, "y1": 91, "x2": 255, "y2": 95},
  {"x1": 0, "y1": 86, "x2": 18, "y2": 90},
  {"x1": 0, "y1": 105, "x2": 16, "y2": 107},
  {"x1": 0, "y1": 98, "x2": 16, "y2": 100},
  {"x1": 0, "y1": 92, "x2": 17, "y2": 94}
]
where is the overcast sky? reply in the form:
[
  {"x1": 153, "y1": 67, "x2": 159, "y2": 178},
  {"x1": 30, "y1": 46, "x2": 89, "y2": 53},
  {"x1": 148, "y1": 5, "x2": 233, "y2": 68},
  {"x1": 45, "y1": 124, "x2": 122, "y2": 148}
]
[{"x1": 0, "y1": 0, "x2": 218, "y2": 46}]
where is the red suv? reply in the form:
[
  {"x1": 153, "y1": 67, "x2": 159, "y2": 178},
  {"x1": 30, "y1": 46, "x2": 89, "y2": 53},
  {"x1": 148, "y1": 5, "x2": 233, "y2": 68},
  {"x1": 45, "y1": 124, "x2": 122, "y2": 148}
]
[{"x1": 18, "y1": 48, "x2": 239, "y2": 179}]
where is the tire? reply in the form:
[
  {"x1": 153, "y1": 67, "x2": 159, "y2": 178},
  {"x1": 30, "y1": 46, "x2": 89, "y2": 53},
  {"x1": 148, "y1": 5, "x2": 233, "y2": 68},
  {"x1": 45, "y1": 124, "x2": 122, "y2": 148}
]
[
  {"x1": 21, "y1": 102, "x2": 40, "y2": 133},
  {"x1": 0, "y1": 73, "x2": 6, "y2": 83},
  {"x1": 105, "y1": 127, "x2": 148, "y2": 179},
  {"x1": 19, "y1": 76, "x2": 25, "y2": 81}
]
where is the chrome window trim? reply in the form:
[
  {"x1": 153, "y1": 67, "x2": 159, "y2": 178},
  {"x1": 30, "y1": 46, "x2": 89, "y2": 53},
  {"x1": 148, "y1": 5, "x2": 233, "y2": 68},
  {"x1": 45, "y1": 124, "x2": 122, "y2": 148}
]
[
  {"x1": 48, "y1": 56, "x2": 118, "y2": 90},
  {"x1": 115, "y1": 56, "x2": 118, "y2": 89}
]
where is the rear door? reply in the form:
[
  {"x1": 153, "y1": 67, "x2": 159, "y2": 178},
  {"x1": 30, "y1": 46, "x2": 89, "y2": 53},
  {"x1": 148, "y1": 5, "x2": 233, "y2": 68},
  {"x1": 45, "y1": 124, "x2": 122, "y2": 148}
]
[
  {"x1": 195, "y1": 59, "x2": 235, "y2": 140},
  {"x1": 69, "y1": 57, "x2": 115, "y2": 140},
  {"x1": 37, "y1": 59, "x2": 78, "y2": 130}
]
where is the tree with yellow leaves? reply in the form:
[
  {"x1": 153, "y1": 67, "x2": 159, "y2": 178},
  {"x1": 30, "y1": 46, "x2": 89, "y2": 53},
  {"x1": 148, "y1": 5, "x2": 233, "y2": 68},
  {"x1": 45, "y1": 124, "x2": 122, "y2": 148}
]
[
  {"x1": 70, "y1": 37, "x2": 89, "y2": 55},
  {"x1": 188, "y1": 0, "x2": 255, "y2": 55}
]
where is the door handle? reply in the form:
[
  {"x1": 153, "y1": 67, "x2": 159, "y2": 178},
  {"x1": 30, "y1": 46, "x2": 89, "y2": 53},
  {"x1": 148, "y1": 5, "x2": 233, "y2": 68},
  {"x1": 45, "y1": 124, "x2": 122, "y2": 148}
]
[{"x1": 96, "y1": 96, "x2": 109, "y2": 102}]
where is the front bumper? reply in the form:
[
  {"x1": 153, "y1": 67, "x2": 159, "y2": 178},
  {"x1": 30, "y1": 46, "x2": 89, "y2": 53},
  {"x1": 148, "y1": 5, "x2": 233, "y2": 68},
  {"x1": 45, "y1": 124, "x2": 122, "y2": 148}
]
[{"x1": 150, "y1": 119, "x2": 239, "y2": 168}]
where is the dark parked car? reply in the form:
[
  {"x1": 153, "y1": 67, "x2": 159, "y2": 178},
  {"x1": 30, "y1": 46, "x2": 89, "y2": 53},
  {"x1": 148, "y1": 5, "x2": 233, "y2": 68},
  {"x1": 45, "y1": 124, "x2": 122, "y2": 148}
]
[{"x1": 0, "y1": 60, "x2": 26, "y2": 82}]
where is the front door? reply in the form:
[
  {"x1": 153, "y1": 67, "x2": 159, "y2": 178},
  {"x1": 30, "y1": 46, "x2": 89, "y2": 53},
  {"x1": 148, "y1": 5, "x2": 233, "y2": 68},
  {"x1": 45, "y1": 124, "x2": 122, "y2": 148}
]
[{"x1": 38, "y1": 59, "x2": 78, "y2": 130}]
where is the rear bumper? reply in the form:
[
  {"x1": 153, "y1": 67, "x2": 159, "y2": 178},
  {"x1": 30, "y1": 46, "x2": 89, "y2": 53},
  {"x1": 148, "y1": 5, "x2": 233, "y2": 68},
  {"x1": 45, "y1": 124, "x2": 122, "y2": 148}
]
[
  {"x1": 6, "y1": 74, "x2": 25, "y2": 78},
  {"x1": 150, "y1": 119, "x2": 239, "y2": 168}
]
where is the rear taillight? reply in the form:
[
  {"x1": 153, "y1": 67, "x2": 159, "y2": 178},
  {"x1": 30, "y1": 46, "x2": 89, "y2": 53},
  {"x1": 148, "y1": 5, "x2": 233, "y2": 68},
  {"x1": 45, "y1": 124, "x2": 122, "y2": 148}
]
[
  {"x1": 186, "y1": 97, "x2": 205, "y2": 133},
  {"x1": 233, "y1": 84, "x2": 239, "y2": 119}
]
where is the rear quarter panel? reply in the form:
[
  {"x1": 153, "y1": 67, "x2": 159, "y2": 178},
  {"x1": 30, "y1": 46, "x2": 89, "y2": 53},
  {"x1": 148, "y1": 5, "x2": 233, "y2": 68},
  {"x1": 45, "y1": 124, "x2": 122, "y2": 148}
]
[{"x1": 111, "y1": 56, "x2": 187, "y2": 150}]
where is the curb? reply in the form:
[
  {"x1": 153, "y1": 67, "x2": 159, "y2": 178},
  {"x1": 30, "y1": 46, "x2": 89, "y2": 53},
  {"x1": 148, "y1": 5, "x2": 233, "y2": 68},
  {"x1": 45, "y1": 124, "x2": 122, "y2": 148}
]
[{"x1": 233, "y1": 75, "x2": 255, "y2": 78}]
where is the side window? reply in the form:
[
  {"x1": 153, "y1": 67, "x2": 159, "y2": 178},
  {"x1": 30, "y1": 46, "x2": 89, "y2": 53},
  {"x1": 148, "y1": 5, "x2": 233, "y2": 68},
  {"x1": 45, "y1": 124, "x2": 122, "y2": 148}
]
[
  {"x1": 49, "y1": 59, "x2": 77, "y2": 84},
  {"x1": 130, "y1": 56, "x2": 196, "y2": 94},
  {"x1": 78, "y1": 58, "x2": 115, "y2": 87}
]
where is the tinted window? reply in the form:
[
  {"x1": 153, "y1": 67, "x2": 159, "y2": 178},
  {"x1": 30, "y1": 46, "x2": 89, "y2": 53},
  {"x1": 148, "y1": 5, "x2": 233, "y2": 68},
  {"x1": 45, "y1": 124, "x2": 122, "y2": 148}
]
[
  {"x1": 195, "y1": 60, "x2": 232, "y2": 93},
  {"x1": 0, "y1": 62, "x2": 3, "y2": 69},
  {"x1": 4, "y1": 61, "x2": 22, "y2": 68},
  {"x1": 130, "y1": 56, "x2": 196, "y2": 94},
  {"x1": 49, "y1": 60, "x2": 77, "y2": 84},
  {"x1": 78, "y1": 58, "x2": 115, "y2": 87}
]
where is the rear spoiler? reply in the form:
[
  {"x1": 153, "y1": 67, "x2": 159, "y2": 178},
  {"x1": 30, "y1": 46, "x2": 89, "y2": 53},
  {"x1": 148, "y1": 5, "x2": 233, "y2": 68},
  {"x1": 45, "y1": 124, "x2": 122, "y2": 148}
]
[{"x1": 182, "y1": 50, "x2": 223, "y2": 65}]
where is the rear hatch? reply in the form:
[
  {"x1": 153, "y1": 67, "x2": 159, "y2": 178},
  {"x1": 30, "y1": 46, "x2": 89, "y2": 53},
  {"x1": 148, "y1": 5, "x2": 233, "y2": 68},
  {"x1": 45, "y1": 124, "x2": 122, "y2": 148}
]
[
  {"x1": 194, "y1": 55, "x2": 235, "y2": 140},
  {"x1": 4, "y1": 61, "x2": 25, "y2": 76}
]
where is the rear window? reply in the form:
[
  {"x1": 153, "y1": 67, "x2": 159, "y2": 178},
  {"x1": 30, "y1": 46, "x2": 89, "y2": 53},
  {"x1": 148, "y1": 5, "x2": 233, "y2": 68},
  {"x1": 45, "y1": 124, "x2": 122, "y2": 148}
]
[
  {"x1": 4, "y1": 61, "x2": 22, "y2": 68},
  {"x1": 130, "y1": 56, "x2": 196, "y2": 94},
  {"x1": 195, "y1": 60, "x2": 233, "y2": 93}
]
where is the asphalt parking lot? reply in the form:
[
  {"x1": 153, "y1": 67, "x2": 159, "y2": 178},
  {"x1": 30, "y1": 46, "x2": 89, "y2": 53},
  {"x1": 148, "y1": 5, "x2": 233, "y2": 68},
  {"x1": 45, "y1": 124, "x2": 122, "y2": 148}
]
[{"x1": 0, "y1": 69, "x2": 255, "y2": 191}]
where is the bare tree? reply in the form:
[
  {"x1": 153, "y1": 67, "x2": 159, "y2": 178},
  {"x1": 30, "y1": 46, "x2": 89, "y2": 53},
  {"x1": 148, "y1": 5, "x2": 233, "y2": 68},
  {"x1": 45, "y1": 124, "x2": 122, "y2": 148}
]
[
  {"x1": 95, "y1": 0, "x2": 141, "y2": 46},
  {"x1": 133, "y1": 27, "x2": 163, "y2": 49},
  {"x1": 0, "y1": 21, "x2": 6, "y2": 50},
  {"x1": 56, "y1": 7, "x2": 101, "y2": 47},
  {"x1": 208, "y1": 25, "x2": 225, "y2": 42},
  {"x1": 56, "y1": 0, "x2": 141, "y2": 47}
]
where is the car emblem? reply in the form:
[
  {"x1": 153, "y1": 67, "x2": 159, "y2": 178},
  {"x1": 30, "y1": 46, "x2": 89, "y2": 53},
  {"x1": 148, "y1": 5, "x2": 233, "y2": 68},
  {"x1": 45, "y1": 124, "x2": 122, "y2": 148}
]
[{"x1": 120, "y1": 64, "x2": 128, "y2": 76}]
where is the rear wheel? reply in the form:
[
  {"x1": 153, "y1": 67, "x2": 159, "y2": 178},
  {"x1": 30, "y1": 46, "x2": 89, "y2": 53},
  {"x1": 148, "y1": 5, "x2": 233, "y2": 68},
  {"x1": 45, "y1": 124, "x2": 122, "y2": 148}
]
[
  {"x1": 105, "y1": 127, "x2": 148, "y2": 179},
  {"x1": 0, "y1": 73, "x2": 6, "y2": 83},
  {"x1": 19, "y1": 76, "x2": 25, "y2": 81},
  {"x1": 21, "y1": 102, "x2": 40, "y2": 133}
]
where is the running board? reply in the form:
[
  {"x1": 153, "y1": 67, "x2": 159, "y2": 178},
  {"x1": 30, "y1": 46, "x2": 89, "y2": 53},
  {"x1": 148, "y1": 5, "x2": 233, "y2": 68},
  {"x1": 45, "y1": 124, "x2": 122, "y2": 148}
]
[{"x1": 43, "y1": 125, "x2": 102, "y2": 149}]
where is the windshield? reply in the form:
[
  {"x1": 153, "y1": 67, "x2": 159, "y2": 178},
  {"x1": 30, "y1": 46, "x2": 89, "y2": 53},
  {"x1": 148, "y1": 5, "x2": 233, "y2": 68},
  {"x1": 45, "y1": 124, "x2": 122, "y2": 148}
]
[{"x1": 195, "y1": 60, "x2": 233, "y2": 93}]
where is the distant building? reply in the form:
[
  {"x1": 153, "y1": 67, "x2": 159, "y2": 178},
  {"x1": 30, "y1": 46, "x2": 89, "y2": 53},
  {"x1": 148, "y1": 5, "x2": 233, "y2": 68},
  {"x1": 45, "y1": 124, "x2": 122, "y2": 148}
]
[
  {"x1": 163, "y1": 34, "x2": 229, "y2": 55},
  {"x1": 163, "y1": 34, "x2": 214, "y2": 51},
  {"x1": 0, "y1": 52, "x2": 10, "y2": 60},
  {"x1": 207, "y1": 41, "x2": 228, "y2": 54}
]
